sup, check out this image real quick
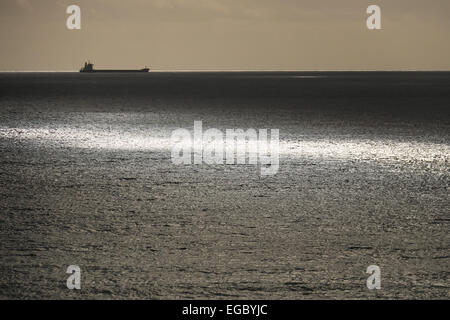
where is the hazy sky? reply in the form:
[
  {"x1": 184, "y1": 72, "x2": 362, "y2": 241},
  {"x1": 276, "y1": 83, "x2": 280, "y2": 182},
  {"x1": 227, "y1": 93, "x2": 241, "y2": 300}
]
[{"x1": 1, "y1": 0, "x2": 449, "y2": 71}]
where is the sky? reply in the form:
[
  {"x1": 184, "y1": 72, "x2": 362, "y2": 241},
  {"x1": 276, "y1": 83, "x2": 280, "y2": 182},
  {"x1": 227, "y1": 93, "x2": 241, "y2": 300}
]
[{"x1": 1, "y1": 0, "x2": 449, "y2": 71}]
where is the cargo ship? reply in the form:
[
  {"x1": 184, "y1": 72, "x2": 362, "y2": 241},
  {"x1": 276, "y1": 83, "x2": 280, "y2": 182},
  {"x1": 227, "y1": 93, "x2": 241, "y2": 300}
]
[{"x1": 79, "y1": 61, "x2": 149, "y2": 73}]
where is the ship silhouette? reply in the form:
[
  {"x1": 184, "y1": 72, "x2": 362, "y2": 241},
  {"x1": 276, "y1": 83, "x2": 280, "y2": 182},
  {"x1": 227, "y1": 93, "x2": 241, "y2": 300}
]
[{"x1": 80, "y1": 61, "x2": 150, "y2": 73}]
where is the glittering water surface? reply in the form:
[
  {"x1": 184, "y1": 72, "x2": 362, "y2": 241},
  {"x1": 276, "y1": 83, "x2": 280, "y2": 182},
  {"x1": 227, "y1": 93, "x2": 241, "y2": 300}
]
[{"x1": 0, "y1": 72, "x2": 449, "y2": 299}]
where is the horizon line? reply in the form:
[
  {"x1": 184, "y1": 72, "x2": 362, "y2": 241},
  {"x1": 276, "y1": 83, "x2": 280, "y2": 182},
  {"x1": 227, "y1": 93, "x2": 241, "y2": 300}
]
[{"x1": 1, "y1": 69, "x2": 450, "y2": 73}]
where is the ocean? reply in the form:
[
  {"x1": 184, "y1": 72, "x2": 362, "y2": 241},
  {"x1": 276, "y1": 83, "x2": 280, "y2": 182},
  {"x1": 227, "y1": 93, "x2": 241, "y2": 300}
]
[{"x1": 0, "y1": 72, "x2": 449, "y2": 299}]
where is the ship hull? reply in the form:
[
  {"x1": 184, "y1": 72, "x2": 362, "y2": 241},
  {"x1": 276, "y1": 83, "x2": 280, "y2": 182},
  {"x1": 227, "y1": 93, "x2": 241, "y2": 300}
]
[{"x1": 80, "y1": 69, "x2": 149, "y2": 73}]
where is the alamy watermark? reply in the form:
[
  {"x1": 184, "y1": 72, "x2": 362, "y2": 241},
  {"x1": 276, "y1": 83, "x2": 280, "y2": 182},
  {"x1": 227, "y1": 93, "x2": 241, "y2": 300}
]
[
  {"x1": 66, "y1": 4, "x2": 381, "y2": 32},
  {"x1": 366, "y1": 5, "x2": 381, "y2": 30},
  {"x1": 366, "y1": 265, "x2": 381, "y2": 290},
  {"x1": 66, "y1": 265, "x2": 81, "y2": 290},
  {"x1": 66, "y1": 5, "x2": 81, "y2": 30},
  {"x1": 171, "y1": 121, "x2": 279, "y2": 176}
]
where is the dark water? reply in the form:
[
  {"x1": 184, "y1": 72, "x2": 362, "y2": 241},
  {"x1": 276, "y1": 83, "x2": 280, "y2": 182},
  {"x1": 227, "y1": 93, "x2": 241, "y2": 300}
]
[{"x1": 0, "y1": 72, "x2": 449, "y2": 299}]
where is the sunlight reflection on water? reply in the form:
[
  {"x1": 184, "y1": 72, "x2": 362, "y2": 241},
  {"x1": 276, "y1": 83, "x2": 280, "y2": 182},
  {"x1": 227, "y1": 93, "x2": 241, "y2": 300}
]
[{"x1": 1, "y1": 127, "x2": 448, "y2": 167}]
